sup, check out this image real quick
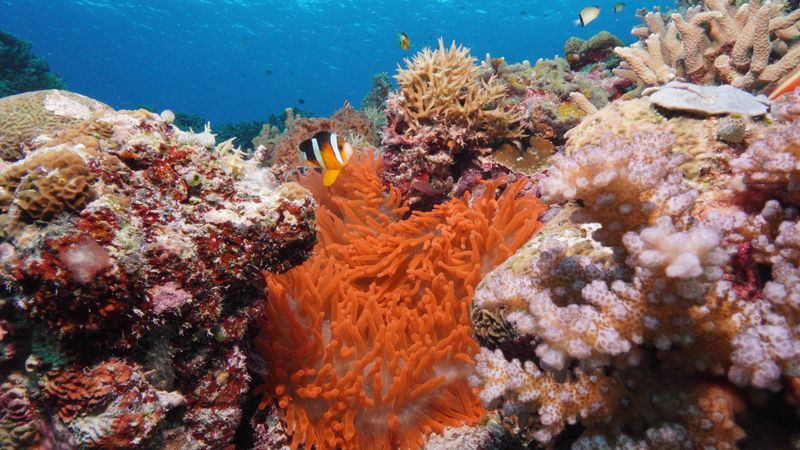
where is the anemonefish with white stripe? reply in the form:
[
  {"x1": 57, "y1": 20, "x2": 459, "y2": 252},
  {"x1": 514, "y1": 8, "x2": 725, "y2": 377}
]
[{"x1": 298, "y1": 131, "x2": 354, "y2": 186}]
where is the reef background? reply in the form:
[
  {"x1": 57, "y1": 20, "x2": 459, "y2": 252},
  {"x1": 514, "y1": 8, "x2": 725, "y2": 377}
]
[{"x1": 1, "y1": 0, "x2": 668, "y2": 123}]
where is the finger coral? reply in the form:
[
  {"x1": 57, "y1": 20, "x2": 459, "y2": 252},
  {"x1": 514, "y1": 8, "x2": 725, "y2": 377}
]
[
  {"x1": 255, "y1": 149, "x2": 546, "y2": 449},
  {"x1": 470, "y1": 89, "x2": 800, "y2": 446},
  {"x1": 614, "y1": 0, "x2": 800, "y2": 93}
]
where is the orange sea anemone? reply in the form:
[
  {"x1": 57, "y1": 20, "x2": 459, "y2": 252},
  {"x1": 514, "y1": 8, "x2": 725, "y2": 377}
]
[{"x1": 255, "y1": 150, "x2": 545, "y2": 449}]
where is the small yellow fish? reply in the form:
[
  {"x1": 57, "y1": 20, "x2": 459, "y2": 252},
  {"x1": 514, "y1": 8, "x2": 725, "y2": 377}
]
[
  {"x1": 298, "y1": 131, "x2": 354, "y2": 186},
  {"x1": 613, "y1": 2, "x2": 625, "y2": 13},
  {"x1": 576, "y1": 6, "x2": 601, "y2": 26},
  {"x1": 398, "y1": 32, "x2": 410, "y2": 50}
]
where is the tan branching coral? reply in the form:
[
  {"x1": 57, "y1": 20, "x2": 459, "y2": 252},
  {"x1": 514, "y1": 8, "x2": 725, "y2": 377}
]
[
  {"x1": 393, "y1": 38, "x2": 522, "y2": 138},
  {"x1": 614, "y1": 0, "x2": 800, "y2": 92}
]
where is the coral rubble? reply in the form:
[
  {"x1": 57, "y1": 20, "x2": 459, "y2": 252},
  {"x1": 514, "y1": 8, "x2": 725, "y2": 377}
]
[
  {"x1": 254, "y1": 149, "x2": 546, "y2": 449},
  {"x1": 0, "y1": 90, "x2": 316, "y2": 448}
]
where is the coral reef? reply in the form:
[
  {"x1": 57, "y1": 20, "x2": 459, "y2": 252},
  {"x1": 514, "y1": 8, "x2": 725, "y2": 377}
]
[
  {"x1": 382, "y1": 40, "x2": 525, "y2": 210},
  {"x1": 0, "y1": 89, "x2": 111, "y2": 161},
  {"x1": 0, "y1": 90, "x2": 316, "y2": 448},
  {"x1": 360, "y1": 72, "x2": 393, "y2": 112},
  {"x1": 469, "y1": 87, "x2": 800, "y2": 447},
  {"x1": 564, "y1": 31, "x2": 624, "y2": 71},
  {"x1": 254, "y1": 149, "x2": 545, "y2": 449},
  {"x1": 0, "y1": 30, "x2": 65, "y2": 98},
  {"x1": 614, "y1": 0, "x2": 800, "y2": 93}
]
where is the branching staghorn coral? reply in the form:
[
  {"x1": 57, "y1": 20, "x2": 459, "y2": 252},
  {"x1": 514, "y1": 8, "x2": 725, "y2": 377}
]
[
  {"x1": 255, "y1": 149, "x2": 545, "y2": 450},
  {"x1": 614, "y1": 0, "x2": 800, "y2": 92},
  {"x1": 470, "y1": 92, "x2": 800, "y2": 445}
]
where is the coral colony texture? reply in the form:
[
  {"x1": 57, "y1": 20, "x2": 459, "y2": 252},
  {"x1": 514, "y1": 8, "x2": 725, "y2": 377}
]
[
  {"x1": 613, "y1": 0, "x2": 800, "y2": 91},
  {"x1": 4, "y1": 1, "x2": 800, "y2": 448},
  {"x1": 0, "y1": 89, "x2": 315, "y2": 448}
]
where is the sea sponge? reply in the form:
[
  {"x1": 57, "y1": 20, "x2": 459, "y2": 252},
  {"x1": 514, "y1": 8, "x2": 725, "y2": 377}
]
[
  {"x1": 0, "y1": 90, "x2": 110, "y2": 161},
  {"x1": 255, "y1": 149, "x2": 545, "y2": 450}
]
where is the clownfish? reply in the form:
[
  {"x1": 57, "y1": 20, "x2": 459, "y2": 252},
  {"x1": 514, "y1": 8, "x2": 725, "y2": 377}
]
[
  {"x1": 298, "y1": 131, "x2": 354, "y2": 186},
  {"x1": 398, "y1": 32, "x2": 410, "y2": 50}
]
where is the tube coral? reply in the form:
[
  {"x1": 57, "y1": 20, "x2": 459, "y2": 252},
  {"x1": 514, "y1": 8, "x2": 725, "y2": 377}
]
[{"x1": 255, "y1": 150, "x2": 546, "y2": 449}]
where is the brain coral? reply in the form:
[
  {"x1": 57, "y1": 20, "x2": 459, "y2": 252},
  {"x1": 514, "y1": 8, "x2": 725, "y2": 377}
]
[
  {"x1": 255, "y1": 149, "x2": 545, "y2": 449},
  {"x1": 0, "y1": 148, "x2": 96, "y2": 232},
  {"x1": 0, "y1": 90, "x2": 111, "y2": 161}
]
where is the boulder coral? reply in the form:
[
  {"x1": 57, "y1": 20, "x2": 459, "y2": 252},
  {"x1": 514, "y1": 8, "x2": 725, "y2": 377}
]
[{"x1": 254, "y1": 149, "x2": 546, "y2": 449}]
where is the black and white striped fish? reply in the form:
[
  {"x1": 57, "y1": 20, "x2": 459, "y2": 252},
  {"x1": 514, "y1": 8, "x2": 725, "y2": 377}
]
[{"x1": 298, "y1": 131, "x2": 354, "y2": 186}]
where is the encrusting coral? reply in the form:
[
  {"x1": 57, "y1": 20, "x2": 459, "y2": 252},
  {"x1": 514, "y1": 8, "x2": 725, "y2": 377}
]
[
  {"x1": 614, "y1": 0, "x2": 800, "y2": 93},
  {"x1": 469, "y1": 87, "x2": 800, "y2": 447},
  {"x1": 0, "y1": 90, "x2": 317, "y2": 448},
  {"x1": 254, "y1": 149, "x2": 546, "y2": 449}
]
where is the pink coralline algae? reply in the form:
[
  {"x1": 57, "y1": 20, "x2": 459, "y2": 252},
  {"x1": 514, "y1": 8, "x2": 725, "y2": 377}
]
[
  {"x1": 470, "y1": 88, "x2": 800, "y2": 447},
  {"x1": 0, "y1": 89, "x2": 316, "y2": 448}
]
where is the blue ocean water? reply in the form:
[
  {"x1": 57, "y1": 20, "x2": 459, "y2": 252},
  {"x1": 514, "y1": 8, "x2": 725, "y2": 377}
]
[{"x1": 2, "y1": 0, "x2": 668, "y2": 123}]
